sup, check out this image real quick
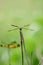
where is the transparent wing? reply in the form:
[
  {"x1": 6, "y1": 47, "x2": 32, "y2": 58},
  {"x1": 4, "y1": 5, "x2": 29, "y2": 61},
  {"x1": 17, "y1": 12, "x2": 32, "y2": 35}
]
[
  {"x1": 23, "y1": 28, "x2": 34, "y2": 31},
  {"x1": 8, "y1": 28, "x2": 18, "y2": 32},
  {"x1": 22, "y1": 24, "x2": 30, "y2": 28},
  {"x1": 11, "y1": 24, "x2": 19, "y2": 28}
]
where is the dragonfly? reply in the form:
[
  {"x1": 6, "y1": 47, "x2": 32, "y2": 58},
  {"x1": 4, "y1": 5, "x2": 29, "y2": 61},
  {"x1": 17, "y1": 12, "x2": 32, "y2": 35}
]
[
  {"x1": 8, "y1": 24, "x2": 33, "y2": 65},
  {"x1": 0, "y1": 41, "x2": 20, "y2": 48},
  {"x1": 0, "y1": 41, "x2": 20, "y2": 65}
]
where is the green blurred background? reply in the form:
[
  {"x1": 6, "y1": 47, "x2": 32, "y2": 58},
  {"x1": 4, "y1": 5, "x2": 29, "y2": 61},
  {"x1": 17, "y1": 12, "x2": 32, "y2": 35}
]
[{"x1": 0, "y1": 0, "x2": 43, "y2": 65}]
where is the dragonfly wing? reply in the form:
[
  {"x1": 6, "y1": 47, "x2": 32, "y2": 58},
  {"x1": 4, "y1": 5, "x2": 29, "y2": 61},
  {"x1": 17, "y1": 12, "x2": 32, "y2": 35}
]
[
  {"x1": 11, "y1": 24, "x2": 19, "y2": 28},
  {"x1": 8, "y1": 28, "x2": 18, "y2": 32},
  {"x1": 22, "y1": 24, "x2": 30, "y2": 28},
  {"x1": 23, "y1": 28, "x2": 34, "y2": 31}
]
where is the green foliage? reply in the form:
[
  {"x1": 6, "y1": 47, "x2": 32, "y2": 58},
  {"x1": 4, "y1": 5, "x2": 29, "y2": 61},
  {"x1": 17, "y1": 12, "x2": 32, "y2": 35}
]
[{"x1": 0, "y1": 0, "x2": 43, "y2": 65}]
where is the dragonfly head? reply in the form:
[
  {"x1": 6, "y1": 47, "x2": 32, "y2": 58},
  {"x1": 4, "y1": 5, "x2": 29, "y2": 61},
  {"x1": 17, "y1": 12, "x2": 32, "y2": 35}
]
[
  {"x1": 20, "y1": 28, "x2": 22, "y2": 30},
  {"x1": 17, "y1": 44, "x2": 20, "y2": 47},
  {"x1": 0, "y1": 45, "x2": 3, "y2": 47}
]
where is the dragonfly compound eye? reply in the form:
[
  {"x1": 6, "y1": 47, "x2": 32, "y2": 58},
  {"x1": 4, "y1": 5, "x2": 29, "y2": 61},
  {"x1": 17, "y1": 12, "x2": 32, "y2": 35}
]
[
  {"x1": 0, "y1": 45, "x2": 3, "y2": 47},
  {"x1": 17, "y1": 44, "x2": 20, "y2": 47}
]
